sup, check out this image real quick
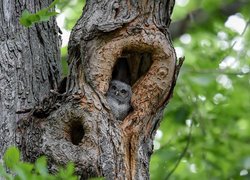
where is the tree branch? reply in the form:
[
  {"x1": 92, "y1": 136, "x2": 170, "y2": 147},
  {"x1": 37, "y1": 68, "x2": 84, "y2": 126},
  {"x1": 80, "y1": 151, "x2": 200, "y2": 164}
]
[
  {"x1": 165, "y1": 121, "x2": 193, "y2": 180},
  {"x1": 170, "y1": 0, "x2": 248, "y2": 39}
]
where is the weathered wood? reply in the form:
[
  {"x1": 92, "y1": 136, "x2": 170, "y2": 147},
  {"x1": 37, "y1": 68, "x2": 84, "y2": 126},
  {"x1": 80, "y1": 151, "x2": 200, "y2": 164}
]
[
  {"x1": 0, "y1": 0, "x2": 61, "y2": 158},
  {"x1": 16, "y1": 0, "x2": 183, "y2": 179},
  {"x1": 66, "y1": 1, "x2": 179, "y2": 178}
]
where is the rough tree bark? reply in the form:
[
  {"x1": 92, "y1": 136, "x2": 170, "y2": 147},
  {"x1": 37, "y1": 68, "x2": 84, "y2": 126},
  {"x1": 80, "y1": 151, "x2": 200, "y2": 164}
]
[
  {"x1": 0, "y1": 0, "x2": 61, "y2": 158},
  {"x1": 2, "y1": 0, "x2": 184, "y2": 180}
]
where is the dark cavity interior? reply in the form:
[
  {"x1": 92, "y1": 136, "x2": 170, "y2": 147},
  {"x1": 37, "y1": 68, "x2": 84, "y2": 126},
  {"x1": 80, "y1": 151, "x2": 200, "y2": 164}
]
[
  {"x1": 112, "y1": 52, "x2": 153, "y2": 86},
  {"x1": 70, "y1": 121, "x2": 85, "y2": 145}
]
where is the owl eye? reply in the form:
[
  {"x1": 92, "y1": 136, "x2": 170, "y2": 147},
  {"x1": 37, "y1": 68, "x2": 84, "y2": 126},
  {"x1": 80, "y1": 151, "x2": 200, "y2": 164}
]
[
  {"x1": 121, "y1": 89, "x2": 127, "y2": 94},
  {"x1": 111, "y1": 85, "x2": 117, "y2": 90}
]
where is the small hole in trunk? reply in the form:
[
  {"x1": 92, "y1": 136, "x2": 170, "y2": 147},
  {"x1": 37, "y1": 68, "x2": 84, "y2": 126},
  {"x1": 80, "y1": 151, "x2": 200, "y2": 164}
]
[{"x1": 70, "y1": 121, "x2": 85, "y2": 145}]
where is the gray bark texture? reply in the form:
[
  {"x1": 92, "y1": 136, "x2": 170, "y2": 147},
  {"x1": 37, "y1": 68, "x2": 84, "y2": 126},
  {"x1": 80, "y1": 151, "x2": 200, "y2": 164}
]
[
  {"x1": 2, "y1": 0, "x2": 184, "y2": 180},
  {"x1": 0, "y1": 0, "x2": 61, "y2": 158}
]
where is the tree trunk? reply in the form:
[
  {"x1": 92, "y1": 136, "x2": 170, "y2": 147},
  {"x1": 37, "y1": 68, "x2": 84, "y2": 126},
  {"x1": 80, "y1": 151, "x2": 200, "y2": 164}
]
[
  {"x1": 0, "y1": 0, "x2": 61, "y2": 157},
  {"x1": 2, "y1": 0, "x2": 183, "y2": 179}
]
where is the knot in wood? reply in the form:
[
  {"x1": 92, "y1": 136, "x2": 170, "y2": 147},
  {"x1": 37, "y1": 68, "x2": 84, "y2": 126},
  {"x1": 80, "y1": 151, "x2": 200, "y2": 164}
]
[{"x1": 158, "y1": 67, "x2": 169, "y2": 79}]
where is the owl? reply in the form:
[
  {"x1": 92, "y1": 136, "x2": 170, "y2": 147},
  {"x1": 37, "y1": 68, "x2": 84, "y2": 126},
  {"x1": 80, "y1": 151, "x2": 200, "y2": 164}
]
[{"x1": 107, "y1": 80, "x2": 132, "y2": 121}]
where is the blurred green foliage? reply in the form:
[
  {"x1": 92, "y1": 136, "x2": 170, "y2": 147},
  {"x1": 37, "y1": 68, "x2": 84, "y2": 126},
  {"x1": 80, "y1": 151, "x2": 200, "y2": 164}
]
[
  {"x1": 151, "y1": 0, "x2": 250, "y2": 179},
  {"x1": 56, "y1": 0, "x2": 85, "y2": 30},
  {"x1": 57, "y1": 0, "x2": 86, "y2": 76},
  {"x1": 61, "y1": 46, "x2": 68, "y2": 76},
  {"x1": 0, "y1": 147, "x2": 77, "y2": 180},
  {"x1": 21, "y1": 0, "x2": 250, "y2": 179}
]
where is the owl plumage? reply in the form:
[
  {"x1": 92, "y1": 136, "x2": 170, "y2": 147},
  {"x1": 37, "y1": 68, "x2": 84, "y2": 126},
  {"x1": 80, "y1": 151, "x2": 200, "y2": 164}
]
[{"x1": 107, "y1": 80, "x2": 132, "y2": 121}]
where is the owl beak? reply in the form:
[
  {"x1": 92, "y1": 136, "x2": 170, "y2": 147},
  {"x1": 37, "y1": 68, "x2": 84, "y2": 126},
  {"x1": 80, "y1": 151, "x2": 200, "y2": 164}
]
[{"x1": 115, "y1": 91, "x2": 119, "y2": 96}]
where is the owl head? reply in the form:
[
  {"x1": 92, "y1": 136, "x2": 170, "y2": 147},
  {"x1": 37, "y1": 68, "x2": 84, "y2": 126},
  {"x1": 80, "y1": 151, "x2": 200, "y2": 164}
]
[{"x1": 107, "y1": 80, "x2": 132, "y2": 104}]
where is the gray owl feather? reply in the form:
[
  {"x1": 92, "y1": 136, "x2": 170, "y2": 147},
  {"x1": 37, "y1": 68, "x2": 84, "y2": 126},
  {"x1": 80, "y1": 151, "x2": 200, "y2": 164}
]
[{"x1": 107, "y1": 80, "x2": 132, "y2": 121}]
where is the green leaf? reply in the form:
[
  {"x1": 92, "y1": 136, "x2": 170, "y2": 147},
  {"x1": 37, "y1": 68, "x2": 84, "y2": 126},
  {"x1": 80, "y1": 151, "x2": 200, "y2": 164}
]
[
  {"x1": 56, "y1": 162, "x2": 77, "y2": 180},
  {"x1": 19, "y1": 10, "x2": 33, "y2": 27},
  {"x1": 20, "y1": 10, "x2": 41, "y2": 27},
  {"x1": 0, "y1": 164, "x2": 13, "y2": 180},
  {"x1": 1, "y1": 147, "x2": 78, "y2": 179},
  {"x1": 35, "y1": 156, "x2": 48, "y2": 176},
  {"x1": 19, "y1": 0, "x2": 59, "y2": 27},
  {"x1": 65, "y1": 162, "x2": 75, "y2": 176},
  {"x1": 3, "y1": 147, "x2": 20, "y2": 169},
  {"x1": 13, "y1": 162, "x2": 34, "y2": 180}
]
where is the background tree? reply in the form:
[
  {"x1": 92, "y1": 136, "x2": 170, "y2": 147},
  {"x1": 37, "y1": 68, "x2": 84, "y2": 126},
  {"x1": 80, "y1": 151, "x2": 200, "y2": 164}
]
[{"x1": 0, "y1": 0, "x2": 61, "y2": 157}]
